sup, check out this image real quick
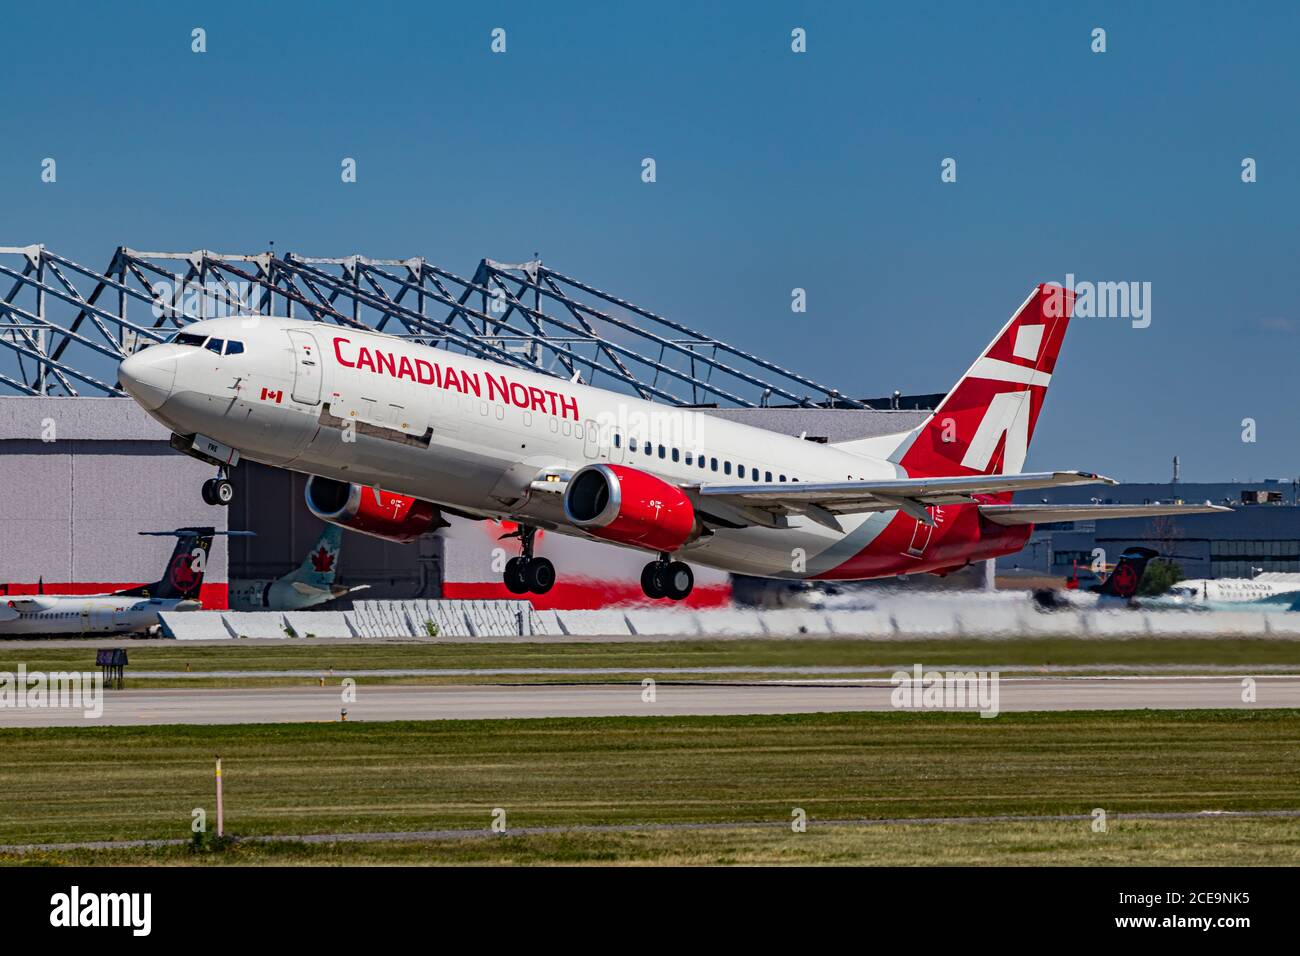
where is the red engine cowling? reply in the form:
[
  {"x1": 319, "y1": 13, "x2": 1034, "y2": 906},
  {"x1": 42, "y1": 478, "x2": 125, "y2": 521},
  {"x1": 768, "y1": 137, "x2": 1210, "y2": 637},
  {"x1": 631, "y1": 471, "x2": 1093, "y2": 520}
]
[
  {"x1": 305, "y1": 476, "x2": 443, "y2": 543},
  {"x1": 563, "y1": 464, "x2": 698, "y2": 552}
]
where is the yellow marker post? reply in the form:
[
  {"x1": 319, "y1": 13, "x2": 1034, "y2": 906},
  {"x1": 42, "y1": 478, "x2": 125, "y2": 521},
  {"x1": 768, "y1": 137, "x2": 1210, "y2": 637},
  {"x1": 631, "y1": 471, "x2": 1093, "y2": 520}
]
[{"x1": 215, "y1": 755, "x2": 224, "y2": 837}]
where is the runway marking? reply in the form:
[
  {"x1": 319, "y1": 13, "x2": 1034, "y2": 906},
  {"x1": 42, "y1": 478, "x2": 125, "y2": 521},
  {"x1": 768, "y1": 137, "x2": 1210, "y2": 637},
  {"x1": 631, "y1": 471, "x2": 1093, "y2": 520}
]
[{"x1": 4, "y1": 808, "x2": 1299, "y2": 855}]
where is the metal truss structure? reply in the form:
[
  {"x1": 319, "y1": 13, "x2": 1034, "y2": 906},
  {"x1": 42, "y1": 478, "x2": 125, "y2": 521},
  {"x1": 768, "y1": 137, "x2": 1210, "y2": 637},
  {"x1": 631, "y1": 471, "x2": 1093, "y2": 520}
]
[{"x1": 0, "y1": 244, "x2": 864, "y2": 408}]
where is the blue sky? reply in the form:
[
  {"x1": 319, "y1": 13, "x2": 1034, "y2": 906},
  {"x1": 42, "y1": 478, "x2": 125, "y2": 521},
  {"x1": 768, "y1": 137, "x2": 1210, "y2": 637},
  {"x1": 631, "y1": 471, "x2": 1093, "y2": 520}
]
[{"x1": 1, "y1": 1, "x2": 1297, "y2": 482}]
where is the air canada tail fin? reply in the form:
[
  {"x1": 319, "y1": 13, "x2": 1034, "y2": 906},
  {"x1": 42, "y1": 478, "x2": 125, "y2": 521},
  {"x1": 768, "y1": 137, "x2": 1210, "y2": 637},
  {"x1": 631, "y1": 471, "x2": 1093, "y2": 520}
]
[
  {"x1": 1091, "y1": 547, "x2": 1159, "y2": 599},
  {"x1": 116, "y1": 528, "x2": 217, "y2": 601},
  {"x1": 285, "y1": 524, "x2": 343, "y2": 588},
  {"x1": 838, "y1": 284, "x2": 1075, "y2": 478}
]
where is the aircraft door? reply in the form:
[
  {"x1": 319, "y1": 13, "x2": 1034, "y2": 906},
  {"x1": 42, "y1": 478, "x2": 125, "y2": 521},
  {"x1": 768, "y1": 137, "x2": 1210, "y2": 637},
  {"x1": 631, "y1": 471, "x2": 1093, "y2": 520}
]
[
  {"x1": 287, "y1": 330, "x2": 322, "y2": 406},
  {"x1": 583, "y1": 419, "x2": 602, "y2": 460}
]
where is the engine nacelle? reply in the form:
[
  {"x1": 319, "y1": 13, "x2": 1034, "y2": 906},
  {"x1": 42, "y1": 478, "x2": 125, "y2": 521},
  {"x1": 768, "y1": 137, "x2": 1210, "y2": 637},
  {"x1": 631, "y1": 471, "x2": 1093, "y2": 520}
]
[
  {"x1": 305, "y1": 476, "x2": 443, "y2": 543},
  {"x1": 563, "y1": 464, "x2": 698, "y2": 553}
]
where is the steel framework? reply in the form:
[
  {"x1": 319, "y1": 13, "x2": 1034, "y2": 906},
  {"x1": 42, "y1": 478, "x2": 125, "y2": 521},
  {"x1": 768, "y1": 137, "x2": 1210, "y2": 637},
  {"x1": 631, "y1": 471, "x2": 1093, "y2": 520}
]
[{"x1": 0, "y1": 245, "x2": 864, "y2": 408}]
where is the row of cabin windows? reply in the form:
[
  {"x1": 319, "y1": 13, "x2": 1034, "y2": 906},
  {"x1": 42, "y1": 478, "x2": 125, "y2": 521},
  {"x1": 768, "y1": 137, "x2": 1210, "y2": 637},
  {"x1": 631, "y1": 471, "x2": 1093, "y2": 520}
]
[{"x1": 611, "y1": 433, "x2": 798, "y2": 483}]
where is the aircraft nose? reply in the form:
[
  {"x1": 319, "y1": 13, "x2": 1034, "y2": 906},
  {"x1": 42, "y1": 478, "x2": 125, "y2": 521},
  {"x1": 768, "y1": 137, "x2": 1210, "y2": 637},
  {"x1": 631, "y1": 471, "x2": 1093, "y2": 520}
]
[{"x1": 118, "y1": 348, "x2": 177, "y2": 410}]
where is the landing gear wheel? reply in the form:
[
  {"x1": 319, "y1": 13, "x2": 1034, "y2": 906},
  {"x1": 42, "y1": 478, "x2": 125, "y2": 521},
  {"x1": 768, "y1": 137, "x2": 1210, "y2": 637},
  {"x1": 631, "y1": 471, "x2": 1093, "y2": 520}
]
[
  {"x1": 202, "y1": 475, "x2": 234, "y2": 507},
  {"x1": 664, "y1": 561, "x2": 694, "y2": 601},
  {"x1": 503, "y1": 557, "x2": 529, "y2": 594},
  {"x1": 640, "y1": 561, "x2": 666, "y2": 599},
  {"x1": 213, "y1": 478, "x2": 234, "y2": 506},
  {"x1": 524, "y1": 557, "x2": 556, "y2": 595}
]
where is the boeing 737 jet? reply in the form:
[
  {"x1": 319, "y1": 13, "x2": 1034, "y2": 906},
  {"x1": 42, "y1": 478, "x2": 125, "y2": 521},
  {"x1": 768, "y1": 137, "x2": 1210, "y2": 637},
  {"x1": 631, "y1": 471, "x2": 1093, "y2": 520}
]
[
  {"x1": 117, "y1": 284, "x2": 1226, "y2": 600},
  {"x1": 0, "y1": 528, "x2": 231, "y2": 636}
]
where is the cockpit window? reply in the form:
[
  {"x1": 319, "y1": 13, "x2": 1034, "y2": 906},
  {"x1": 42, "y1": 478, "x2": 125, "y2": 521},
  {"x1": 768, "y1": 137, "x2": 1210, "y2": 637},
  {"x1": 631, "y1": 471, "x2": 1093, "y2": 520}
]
[
  {"x1": 171, "y1": 332, "x2": 207, "y2": 347},
  {"x1": 205, "y1": 338, "x2": 224, "y2": 354},
  {"x1": 224, "y1": 340, "x2": 244, "y2": 355}
]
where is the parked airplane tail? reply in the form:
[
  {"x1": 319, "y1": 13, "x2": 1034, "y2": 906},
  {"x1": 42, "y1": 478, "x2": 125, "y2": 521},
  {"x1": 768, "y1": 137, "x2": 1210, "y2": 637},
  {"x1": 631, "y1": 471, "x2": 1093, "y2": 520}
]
[
  {"x1": 836, "y1": 284, "x2": 1075, "y2": 479},
  {"x1": 287, "y1": 524, "x2": 344, "y2": 589},
  {"x1": 115, "y1": 528, "x2": 218, "y2": 601},
  {"x1": 1090, "y1": 546, "x2": 1160, "y2": 599}
]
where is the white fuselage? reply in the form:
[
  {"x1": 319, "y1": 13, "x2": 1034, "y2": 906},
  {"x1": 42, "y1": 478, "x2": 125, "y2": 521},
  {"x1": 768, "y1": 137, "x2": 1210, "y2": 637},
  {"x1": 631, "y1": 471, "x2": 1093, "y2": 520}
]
[
  {"x1": 123, "y1": 316, "x2": 952, "y2": 580},
  {"x1": 0, "y1": 595, "x2": 198, "y2": 636},
  {"x1": 1160, "y1": 577, "x2": 1300, "y2": 606}
]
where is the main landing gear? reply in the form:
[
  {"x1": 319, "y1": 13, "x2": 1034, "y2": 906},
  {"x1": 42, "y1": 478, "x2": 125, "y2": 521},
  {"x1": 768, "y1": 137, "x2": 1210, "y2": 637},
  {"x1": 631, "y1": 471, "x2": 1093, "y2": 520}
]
[
  {"x1": 502, "y1": 525, "x2": 555, "y2": 596},
  {"x1": 641, "y1": 554, "x2": 694, "y2": 601},
  {"x1": 200, "y1": 468, "x2": 235, "y2": 507}
]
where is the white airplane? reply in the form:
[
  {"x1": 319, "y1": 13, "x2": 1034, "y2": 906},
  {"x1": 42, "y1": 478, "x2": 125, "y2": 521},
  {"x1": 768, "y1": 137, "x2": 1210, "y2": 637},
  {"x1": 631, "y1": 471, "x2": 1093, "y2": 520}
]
[
  {"x1": 1145, "y1": 572, "x2": 1300, "y2": 612},
  {"x1": 228, "y1": 523, "x2": 370, "y2": 610},
  {"x1": 0, "y1": 529, "x2": 229, "y2": 636},
  {"x1": 117, "y1": 284, "x2": 1226, "y2": 601}
]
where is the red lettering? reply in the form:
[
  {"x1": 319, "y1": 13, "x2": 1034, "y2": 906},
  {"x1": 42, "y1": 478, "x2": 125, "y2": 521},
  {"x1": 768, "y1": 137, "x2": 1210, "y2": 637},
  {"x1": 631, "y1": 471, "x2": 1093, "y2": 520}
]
[
  {"x1": 397, "y1": 355, "x2": 416, "y2": 381},
  {"x1": 559, "y1": 394, "x2": 579, "y2": 420},
  {"x1": 333, "y1": 337, "x2": 355, "y2": 368},
  {"x1": 444, "y1": 367, "x2": 462, "y2": 392},
  {"x1": 485, "y1": 373, "x2": 510, "y2": 403},
  {"x1": 415, "y1": 359, "x2": 436, "y2": 385},
  {"x1": 376, "y1": 350, "x2": 397, "y2": 377},
  {"x1": 509, "y1": 382, "x2": 530, "y2": 408},
  {"x1": 545, "y1": 390, "x2": 559, "y2": 415},
  {"x1": 356, "y1": 347, "x2": 376, "y2": 372},
  {"x1": 528, "y1": 386, "x2": 548, "y2": 412},
  {"x1": 461, "y1": 371, "x2": 481, "y2": 397}
]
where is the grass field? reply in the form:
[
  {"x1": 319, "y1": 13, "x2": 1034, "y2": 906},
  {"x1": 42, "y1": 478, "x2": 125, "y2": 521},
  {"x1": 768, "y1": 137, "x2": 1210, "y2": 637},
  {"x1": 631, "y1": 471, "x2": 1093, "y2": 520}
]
[
  {"x1": 1, "y1": 637, "x2": 1297, "y2": 688},
  {"x1": 7, "y1": 817, "x2": 1298, "y2": 866},
  {"x1": 2, "y1": 709, "x2": 1297, "y2": 865}
]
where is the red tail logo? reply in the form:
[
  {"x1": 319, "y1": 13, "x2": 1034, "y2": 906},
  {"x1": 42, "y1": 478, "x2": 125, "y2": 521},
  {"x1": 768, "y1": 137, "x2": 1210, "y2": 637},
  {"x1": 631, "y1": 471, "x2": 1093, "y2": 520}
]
[{"x1": 898, "y1": 284, "x2": 1074, "y2": 479}]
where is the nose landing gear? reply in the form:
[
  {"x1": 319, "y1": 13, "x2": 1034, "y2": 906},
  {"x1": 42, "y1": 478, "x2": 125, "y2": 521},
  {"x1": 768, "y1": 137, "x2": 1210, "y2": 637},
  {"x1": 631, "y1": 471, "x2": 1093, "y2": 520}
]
[
  {"x1": 201, "y1": 469, "x2": 235, "y2": 507},
  {"x1": 641, "y1": 554, "x2": 694, "y2": 601},
  {"x1": 500, "y1": 525, "x2": 555, "y2": 596}
]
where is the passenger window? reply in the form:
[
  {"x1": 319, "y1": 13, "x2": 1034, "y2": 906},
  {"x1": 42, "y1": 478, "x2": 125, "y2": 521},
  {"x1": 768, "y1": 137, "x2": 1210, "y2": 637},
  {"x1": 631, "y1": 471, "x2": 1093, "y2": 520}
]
[
  {"x1": 671, "y1": 448, "x2": 679, "y2": 462},
  {"x1": 224, "y1": 340, "x2": 244, "y2": 355},
  {"x1": 658, "y1": 445, "x2": 666, "y2": 459},
  {"x1": 738, "y1": 465, "x2": 746, "y2": 478},
  {"x1": 614, "y1": 434, "x2": 621, "y2": 448},
  {"x1": 765, "y1": 471, "x2": 772, "y2": 482},
  {"x1": 684, "y1": 452, "x2": 692, "y2": 465},
  {"x1": 710, "y1": 457, "x2": 718, "y2": 471},
  {"x1": 779, "y1": 475, "x2": 786, "y2": 482},
  {"x1": 629, "y1": 437, "x2": 637, "y2": 452},
  {"x1": 206, "y1": 338, "x2": 224, "y2": 354},
  {"x1": 753, "y1": 471, "x2": 760, "y2": 482},
  {"x1": 724, "y1": 461, "x2": 732, "y2": 475}
]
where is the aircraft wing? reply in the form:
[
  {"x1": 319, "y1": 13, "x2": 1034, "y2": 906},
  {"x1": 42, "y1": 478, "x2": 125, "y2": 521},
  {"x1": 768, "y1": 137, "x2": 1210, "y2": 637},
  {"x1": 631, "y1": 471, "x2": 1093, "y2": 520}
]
[
  {"x1": 978, "y1": 502, "x2": 1231, "y2": 526},
  {"x1": 692, "y1": 471, "x2": 1115, "y2": 531}
]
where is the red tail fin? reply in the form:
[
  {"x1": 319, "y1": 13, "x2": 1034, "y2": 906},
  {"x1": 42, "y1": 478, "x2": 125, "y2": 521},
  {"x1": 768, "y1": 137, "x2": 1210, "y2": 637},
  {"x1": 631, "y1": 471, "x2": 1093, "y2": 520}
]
[{"x1": 895, "y1": 284, "x2": 1074, "y2": 478}]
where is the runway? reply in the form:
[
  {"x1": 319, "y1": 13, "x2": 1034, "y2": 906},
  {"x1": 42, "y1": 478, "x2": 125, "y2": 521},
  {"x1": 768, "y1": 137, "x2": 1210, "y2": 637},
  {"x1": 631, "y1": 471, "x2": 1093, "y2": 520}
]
[{"x1": 1, "y1": 676, "x2": 1298, "y2": 727}]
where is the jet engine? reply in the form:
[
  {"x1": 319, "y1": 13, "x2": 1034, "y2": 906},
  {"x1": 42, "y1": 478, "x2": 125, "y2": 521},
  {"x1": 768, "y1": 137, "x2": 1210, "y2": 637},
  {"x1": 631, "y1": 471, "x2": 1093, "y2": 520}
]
[
  {"x1": 563, "y1": 464, "x2": 699, "y2": 552},
  {"x1": 305, "y1": 476, "x2": 444, "y2": 543}
]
